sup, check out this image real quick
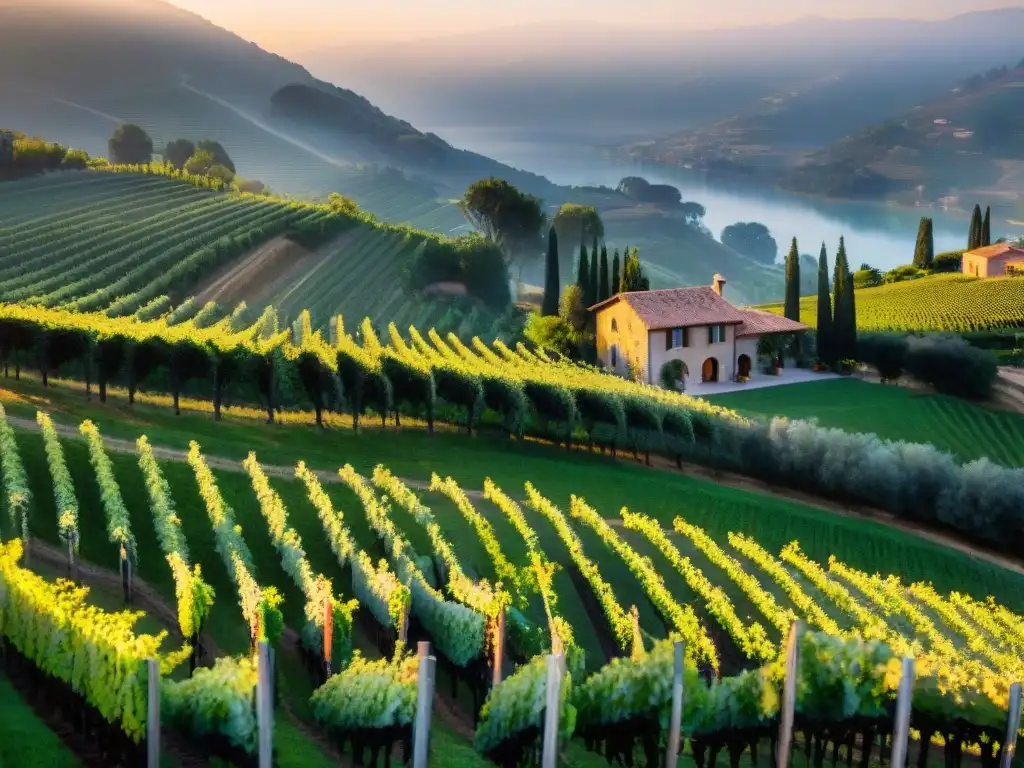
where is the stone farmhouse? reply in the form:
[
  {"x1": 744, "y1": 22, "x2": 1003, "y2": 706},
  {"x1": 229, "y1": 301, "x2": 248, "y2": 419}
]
[
  {"x1": 962, "y1": 243, "x2": 1024, "y2": 277},
  {"x1": 590, "y1": 274, "x2": 808, "y2": 388}
]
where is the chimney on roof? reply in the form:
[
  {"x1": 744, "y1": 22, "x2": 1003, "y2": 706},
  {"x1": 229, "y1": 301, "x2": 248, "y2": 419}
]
[{"x1": 712, "y1": 273, "x2": 726, "y2": 296}]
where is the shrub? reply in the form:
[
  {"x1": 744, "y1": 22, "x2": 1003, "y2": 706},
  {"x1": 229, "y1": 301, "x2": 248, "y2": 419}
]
[
  {"x1": 406, "y1": 233, "x2": 510, "y2": 311},
  {"x1": 858, "y1": 332, "x2": 998, "y2": 398},
  {"x1": 883, "y1": 264, "x2": 928, "y2": 284},
  {"x1": 902, "y1": 334, "x2": 998, "y2": 399},
  {"x1": 933, "y1": 250, "x2": 964, "y2": 273},
  {"x1": 857, "y1": 334, "x2": 907, "y2": 382},
  {"x1": 659, "y1": 359, "x2": 687, "y2": 391}
]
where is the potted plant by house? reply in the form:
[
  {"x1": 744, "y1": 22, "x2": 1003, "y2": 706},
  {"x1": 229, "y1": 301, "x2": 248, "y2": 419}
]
[{"x1": 757, "y1": 334, "x2": 790, "y2": 377}]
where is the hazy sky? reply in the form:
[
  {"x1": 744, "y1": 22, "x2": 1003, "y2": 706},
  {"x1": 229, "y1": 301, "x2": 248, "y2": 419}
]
[{"x1": 167, "y1": 1, "x2": 1020, "y2": 53}]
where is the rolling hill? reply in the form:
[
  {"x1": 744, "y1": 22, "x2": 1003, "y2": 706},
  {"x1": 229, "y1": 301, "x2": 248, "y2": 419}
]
[
  {"x1": 778, "y1": 60, "x2": 1024, "y2": 204},
  {"x1": 0, "y1": 0, "x2": 797, "y2": 304},
  {"x1": 622, "y1": 11, "x2": 1024, "y2": 209}
]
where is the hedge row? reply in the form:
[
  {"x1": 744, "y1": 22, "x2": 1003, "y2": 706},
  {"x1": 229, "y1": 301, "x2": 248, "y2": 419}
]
[{"x1": 858, "y1": 333, "x2": 999, "y2": 398}]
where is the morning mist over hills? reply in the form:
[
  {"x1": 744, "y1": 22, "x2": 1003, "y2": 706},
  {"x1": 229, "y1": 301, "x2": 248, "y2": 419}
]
[{"x1": 2, "y1": 0, "x2": 1023, "y2": 303}]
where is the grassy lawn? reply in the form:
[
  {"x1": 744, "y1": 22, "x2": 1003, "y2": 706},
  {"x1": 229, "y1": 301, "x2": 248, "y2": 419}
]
[
  {"x1": 0, "y1": 673, "x2": 80, "y2": 768},
  {"x1": 705, "y1": 378, "x2": 1024, "y2": 468}
]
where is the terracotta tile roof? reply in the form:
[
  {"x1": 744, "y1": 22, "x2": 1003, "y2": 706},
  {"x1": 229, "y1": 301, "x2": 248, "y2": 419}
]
[
  {"x1": 591, "y1": 287, "x2": 748, "y2": 329},
  {"x1": 964, "y1": 244, "x2": 1024, "y2": 260},
  {"x1": 736, "y1": 309, "x2": 809, "y2": 338}
]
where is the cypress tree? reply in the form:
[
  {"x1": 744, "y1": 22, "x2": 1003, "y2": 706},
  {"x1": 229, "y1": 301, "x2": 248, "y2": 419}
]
[
  {"x1": 598, "y1": 245, "x2": 610, "y2": 301},
  {"x1": 982, "y1": 206, "x2": 991, "y2": 246},
  {"x1": 621, "y1": 248, "x2": 650, "y2": 292},
  {"x1": 611, "y1": 249, "x2": 621, "y2": 294},
  {"x1": 589, "y1": 246, "x2": 599, "y2": 308},
  {"x1": 847, "y1": 261, "x2": 858, "y2": 360},
  {"x1": 816, "y1": 242, "x2": 834, "y2": 365},
  {"x1": 541, "y1": 227, "x2": 560, "y2": 316},
  {"x1": 576, "y1": 241, "x2": 589, "y2": 298},
  {"x1": 784, "y1": 237, "x2": 801, "y2": 322},
  {"x1": 912, "y1": 217, "x2": 934, "y2": 269},
  {"x1": 969, "y1": 204, "x2": 983, "y2": 249},
  {"x1": 832, "y1": 236, "x2": 852, "y2": 362}
]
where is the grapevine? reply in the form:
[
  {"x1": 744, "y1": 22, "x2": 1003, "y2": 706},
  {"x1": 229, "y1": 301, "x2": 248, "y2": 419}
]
[{"x1": 0, "y1": 403, "x2": 31, "y2": 543}]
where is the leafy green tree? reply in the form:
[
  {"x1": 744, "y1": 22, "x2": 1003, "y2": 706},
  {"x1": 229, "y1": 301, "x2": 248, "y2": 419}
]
[
  {"x1": 968, "y1": 204, "x2": 983, "y2": 249},
  {"x1": 589, "y1": 237, "x2": 599, "y2": 308},
  {"x1": 541, "y1": 228, "x2": 560, "y2": 317},
  {"x1": 721, "y1": 222, "x2": 778, "y2": 264},
  {"x1": 598, "y1": 245, "x2": 610, "y2": 302},
  {"x1": 620, "y1": 247, "x2": 650, "y2": 292},
  {"x1": 460, "y1": 178, "x2": 546, "y2": 283},
  {"x1": 816, "y1": 242, "x2": 834, "y2": 365},
  {"x1": 982, "y1": 206, "x2": 992, "y2": 246},
  {"x1": 163, "y1": 138, "x2": 195, "y2": 170},
  {"x1": 912, "y1": 217, "x2": 934, "y2": 269},
  {"x1": 184, "y1": 150, "x2": 215, "y2": 176},
  {"x1": 327, "y1": 192, "x2": 361, "y2": 216},
  {"x1": 611, "y1": 250, "x2": 621, "y2": 295},
  {"x1": 108, "y1": 123, "x2": 153, "y2": 165},
  {"x1": 784, "y1": 237, "x2": 801, "y2": 322},
  {"x1": 576, "y1": 242, "x2": 590, "y2": 300},
  {"x1": 197, "y1": 140, "x2": 235, "y2": 173},
  {"x1": 207, "y1": 164, "x2": 235, "y2": 184}
]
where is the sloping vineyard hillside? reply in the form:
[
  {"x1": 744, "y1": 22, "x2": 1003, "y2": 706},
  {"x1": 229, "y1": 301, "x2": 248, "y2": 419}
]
[
  {"x1": 757, "y1": 273, "x2": 1024, "y2": 332},
  {"x1": 0, "y1": 168, "x2": 505, "y2": 337},
  {"x1": 0, "y1": 170, "x2": 345, "y2": 317}
]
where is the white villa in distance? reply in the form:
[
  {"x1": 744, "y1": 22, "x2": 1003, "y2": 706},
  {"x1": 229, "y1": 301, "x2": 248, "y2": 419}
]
[{"x1": 589, "y1": 274, "x2": 808, "y2": 389}]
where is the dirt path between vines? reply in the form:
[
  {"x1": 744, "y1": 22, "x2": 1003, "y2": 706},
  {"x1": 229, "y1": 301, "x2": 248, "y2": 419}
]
[{"x1": 9, "y1": 414, "x2": 1024, "y2": 579}]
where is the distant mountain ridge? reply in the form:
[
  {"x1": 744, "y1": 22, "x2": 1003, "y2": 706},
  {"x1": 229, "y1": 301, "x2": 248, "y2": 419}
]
[{"x1": 778, "y1": 59, "x2": 1024, "y2": 205}]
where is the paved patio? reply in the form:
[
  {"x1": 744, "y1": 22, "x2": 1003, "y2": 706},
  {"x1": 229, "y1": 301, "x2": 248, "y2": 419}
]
[{"x1": 682, "y1": 368, "x2": 842, "y2": 397}]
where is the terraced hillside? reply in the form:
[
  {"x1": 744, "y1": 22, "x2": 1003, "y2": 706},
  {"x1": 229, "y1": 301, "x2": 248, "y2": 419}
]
[
  {"x1": 0, "y1": 170, "x2": 343, "y2": 317},
  {"x1": 757, "y1": 273, "x2": 1024, "y2": 331}
]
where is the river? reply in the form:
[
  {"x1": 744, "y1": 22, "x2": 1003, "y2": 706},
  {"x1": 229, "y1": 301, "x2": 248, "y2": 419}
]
[{"x1": 429, "y1": 125, "x2": 970, "y2": 271}]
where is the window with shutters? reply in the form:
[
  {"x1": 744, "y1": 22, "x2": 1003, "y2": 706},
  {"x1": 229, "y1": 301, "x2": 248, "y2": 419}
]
[
  {"x1": 665, "y1": 327, "x2": 688, "y2": 349},
  {"x1": 611, "y1": 344, "x2": 619, "y2": 368},
  {"x1": 708, "y1": 324, "x2": 727, "y2": 344}
]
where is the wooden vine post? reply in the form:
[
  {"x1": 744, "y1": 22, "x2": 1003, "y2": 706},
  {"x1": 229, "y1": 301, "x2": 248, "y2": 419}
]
[
  {"x1": 776, "y1": 620, "x2": 803, "y2": 768},
  {"x1": 257, "y1": 640, "x2": 274, "y2": 768},
  {"x1": 413, "y1": 641, "x2": 436, "y2": 768},
  {"x1": 1001, "y1": 682, "x2": 1022, "y2": 768},
  {"x1": 119, "y1": 544, "x2": 133, "y2": 604},
  {"x1": 665, "y1": 640, "x2": 685, "y2": 768},
  {"x1": 398, "y1": 602, "x2": 410, "y2": 645},
  {"x1": 890, "y1": 657, "x2": 916, "y2": 768},
  {"x1": 492, "y1": 606, "x2": 506, "y2": 687},
  {"x1": 542, "y1": 652, "x2": 565, "y2": 768},
  {"x1": 146, "y1": 658, "x2": 160, "y2": 768},
  {"x1": 323, "y1": 599, "x2": 333, "y2": 683}
]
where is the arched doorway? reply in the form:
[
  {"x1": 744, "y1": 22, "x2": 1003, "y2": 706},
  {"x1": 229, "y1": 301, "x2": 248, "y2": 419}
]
[
  {"x1": 701, "y1": 357, "x2": 719, "y2": 383},
  {"x1": 737, "y1": 354, "x2": 751, "y2": 378}
]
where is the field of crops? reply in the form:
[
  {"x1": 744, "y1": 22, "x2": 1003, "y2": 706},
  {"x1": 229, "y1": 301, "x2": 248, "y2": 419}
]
[
  {"x1": 0, "y1": 170, "x2": 344, "y2": 317},
  {"x1": 2, "y1": 401, "x2": 1024, "y2": 766},
  {"x1": 756, "y1": 273, "x2": 1024, "y2": 332},
  {"x1": 708, "y1": 379, "x2": 1024, "y2": 468}
]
